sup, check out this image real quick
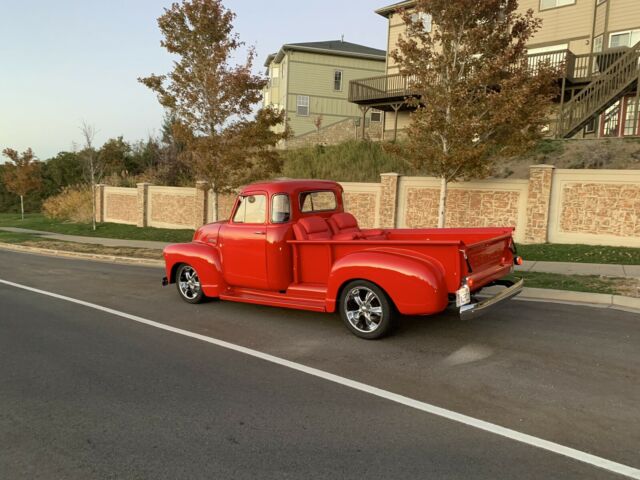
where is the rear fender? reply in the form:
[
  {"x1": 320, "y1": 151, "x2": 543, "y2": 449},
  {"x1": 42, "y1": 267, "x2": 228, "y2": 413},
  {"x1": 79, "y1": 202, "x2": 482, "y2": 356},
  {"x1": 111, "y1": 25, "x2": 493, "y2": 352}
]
[
  {"x1": 164, "y1": 242, "x2": 225, "y2": 298},
  {"x1": 326, "y1": 251, "x2": 448, "y2": 315}
]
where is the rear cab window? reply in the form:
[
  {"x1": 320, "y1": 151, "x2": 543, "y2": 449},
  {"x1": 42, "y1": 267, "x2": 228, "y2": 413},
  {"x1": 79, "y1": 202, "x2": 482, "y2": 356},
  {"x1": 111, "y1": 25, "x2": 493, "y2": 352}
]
[
  {"x1": 299, "y1": 191, "x2": 337, "y2": 213},
  {"x1": 232, "y1": 194, "x2": 267, "y2": 224}
]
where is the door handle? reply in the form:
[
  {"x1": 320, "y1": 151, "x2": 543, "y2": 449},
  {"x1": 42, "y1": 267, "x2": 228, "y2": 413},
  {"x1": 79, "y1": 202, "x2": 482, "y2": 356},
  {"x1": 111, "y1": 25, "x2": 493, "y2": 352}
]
[{"x1": 254, "y1": 231, "x2": 266, "y2": 235}]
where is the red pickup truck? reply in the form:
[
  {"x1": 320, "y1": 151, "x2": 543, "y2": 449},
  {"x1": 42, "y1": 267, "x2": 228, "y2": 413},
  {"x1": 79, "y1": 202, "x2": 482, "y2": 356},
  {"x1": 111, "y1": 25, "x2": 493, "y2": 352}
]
[{"x1": 162, "y1": 179, "x2": 523, "y2": 339}]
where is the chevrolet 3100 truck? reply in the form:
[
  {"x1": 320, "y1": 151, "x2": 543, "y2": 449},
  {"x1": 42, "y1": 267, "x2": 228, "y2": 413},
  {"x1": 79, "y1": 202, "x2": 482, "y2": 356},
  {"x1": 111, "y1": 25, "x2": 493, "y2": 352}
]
[{"x1": 162, "y1": 179, "x2": 523, "y2": 339}]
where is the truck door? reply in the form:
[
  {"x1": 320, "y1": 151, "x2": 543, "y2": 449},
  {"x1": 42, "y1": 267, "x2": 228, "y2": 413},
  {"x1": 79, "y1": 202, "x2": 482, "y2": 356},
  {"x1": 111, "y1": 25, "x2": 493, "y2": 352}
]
[{"x1": 219, "y1": 192, "x2": 269, "y2": 290}]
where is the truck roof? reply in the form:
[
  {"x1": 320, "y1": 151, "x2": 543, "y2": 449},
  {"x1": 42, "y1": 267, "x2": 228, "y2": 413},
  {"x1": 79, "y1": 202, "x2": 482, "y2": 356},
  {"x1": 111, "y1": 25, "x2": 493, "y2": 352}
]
[{"x1": 241, "y1": 179, "x2": 341, "y2": 195}]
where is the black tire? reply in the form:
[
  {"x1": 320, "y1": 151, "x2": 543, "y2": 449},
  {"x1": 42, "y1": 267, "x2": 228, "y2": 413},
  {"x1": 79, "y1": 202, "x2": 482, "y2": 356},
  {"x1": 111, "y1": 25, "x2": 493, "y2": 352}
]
[
  {"x1": 176, "y1": 264, "x2": 205, "y2": 304},
  {"x1": 339, "y1": 280, "x2": 395, "y2": 339}
]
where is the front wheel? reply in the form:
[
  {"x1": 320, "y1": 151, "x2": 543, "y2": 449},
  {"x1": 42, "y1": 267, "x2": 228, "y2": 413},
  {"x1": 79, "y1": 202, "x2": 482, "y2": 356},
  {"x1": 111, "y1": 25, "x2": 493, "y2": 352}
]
[
  {"x1": 176, "y1": 264, "x2": 205, "y2": 304},
  {"x1": 339, "y1": 281, "x2": 395, "y2": 339}
]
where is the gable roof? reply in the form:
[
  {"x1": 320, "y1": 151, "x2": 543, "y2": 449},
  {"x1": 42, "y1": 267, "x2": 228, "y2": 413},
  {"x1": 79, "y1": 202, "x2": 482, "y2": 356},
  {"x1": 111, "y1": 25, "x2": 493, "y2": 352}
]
[
  {"x1": 264, "y1": 40, "x2": 386, "y2": 67},
  {"x1": 375, "y1": 1, "x2": 415, "y2": 18}
]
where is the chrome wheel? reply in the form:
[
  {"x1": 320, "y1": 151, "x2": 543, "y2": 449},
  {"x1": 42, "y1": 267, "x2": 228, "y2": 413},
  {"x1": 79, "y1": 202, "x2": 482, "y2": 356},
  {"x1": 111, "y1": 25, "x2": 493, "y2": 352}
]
[
  {"x1": 178, "y1": 266, "x2": 201, "y2": 300},
  {"x1": 344, "y1": 286, "x2": 384, "y2": 333}
]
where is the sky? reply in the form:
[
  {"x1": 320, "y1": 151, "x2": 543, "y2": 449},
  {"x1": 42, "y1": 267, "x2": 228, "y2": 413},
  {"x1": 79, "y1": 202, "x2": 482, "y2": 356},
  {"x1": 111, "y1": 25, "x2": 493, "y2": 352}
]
[{"x1": 0, "y1": 0, "x2": 388, "y2": 162}]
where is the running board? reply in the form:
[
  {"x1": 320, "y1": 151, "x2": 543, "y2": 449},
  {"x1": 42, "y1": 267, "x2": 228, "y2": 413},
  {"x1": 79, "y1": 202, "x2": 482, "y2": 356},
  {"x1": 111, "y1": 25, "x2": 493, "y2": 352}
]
[{"x1": 220, "y1": 289, "x2": 326, "y2": 312}]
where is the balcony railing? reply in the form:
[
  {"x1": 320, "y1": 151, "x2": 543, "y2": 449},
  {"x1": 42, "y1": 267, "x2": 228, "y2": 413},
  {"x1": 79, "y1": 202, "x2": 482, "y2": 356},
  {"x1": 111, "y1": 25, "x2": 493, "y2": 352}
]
[
  {"x1": 348, "y1": 73, "x2": 421, "y2": 104},
  {"x1": 349, "y1": 48, "x2": 632, "y2": 105}
]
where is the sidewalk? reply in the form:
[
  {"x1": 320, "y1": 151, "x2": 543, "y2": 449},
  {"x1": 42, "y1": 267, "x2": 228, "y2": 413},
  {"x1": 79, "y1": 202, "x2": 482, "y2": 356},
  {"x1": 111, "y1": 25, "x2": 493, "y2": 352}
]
[
  {"x1": 2, "y1": 226, "x2": 639, "y2": 278},
  {"x1": 516, "y1": 260, "x2": 640, "y2": 278},
  {"x1": 0, "y1": 227, "x2": 170, "y2": 250}
]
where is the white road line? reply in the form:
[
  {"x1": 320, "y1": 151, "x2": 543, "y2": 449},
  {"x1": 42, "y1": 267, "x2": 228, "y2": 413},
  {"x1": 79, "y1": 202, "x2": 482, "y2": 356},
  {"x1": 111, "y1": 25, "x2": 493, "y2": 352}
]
[{"x1": 1, "y1": 278, "x2": 639, "y2": 480}]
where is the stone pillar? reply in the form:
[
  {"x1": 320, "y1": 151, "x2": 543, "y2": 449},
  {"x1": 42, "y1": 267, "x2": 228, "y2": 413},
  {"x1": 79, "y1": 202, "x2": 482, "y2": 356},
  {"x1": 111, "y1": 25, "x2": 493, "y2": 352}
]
[
  {"x1": 136, "y1": 183, "x2": 151, "y2": 228},
  {"x1": 379, "y1": 173, "x2": 401, "y2": 229},
  {"x1": 524, "y1": 165, "x2": 555, "y2": 244},
  {"x1": 194, "y1": 181, "x2": 209, "y2": 228},
  {"x1": 94, "y1": 184, "x2": 105, "y2": 223}
]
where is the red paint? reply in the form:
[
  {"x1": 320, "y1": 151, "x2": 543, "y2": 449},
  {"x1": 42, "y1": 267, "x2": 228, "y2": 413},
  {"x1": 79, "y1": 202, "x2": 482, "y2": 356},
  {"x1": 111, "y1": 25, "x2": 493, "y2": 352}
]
[{"x1": 164, "y1": 180, "x2": 517, "y2": 315}]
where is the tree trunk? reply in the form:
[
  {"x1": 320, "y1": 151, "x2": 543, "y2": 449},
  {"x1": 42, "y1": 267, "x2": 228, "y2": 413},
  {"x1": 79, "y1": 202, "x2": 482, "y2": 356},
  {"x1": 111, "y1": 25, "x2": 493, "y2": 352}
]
[
  {"x1": 437, "y1": 177, "x2": 447, "y2": 228},
  {"x1": 20, "y1": 195, "x2": 24, "y2": 221},
  {"x1": 91, "y1": 184, "x2": 97, "y2": 231}
]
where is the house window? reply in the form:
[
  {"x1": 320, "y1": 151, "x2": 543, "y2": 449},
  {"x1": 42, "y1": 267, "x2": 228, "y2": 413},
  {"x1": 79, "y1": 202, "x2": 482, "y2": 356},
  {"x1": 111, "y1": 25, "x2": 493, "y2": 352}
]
[
  {"x1": 597, "y1": 0, "x2": 607, "y2": 4},
  {"x1": 540, "y1": 0, "x2": 575, "y2": 10},
  {"x1": 297, "y1": 95, "x2": 309, "y2": 116},
  {"x1": 624, "y1": 97, "x2": 639, "y2": 136},
  {"x1": 233, "y1": 194, "x2": 267, "y2": 224},
  {"x1": 593, "y1": 35, "x2": 604, "y2": 53},
  {"x1": 370, "y1": 110, "x2": 382, "y2": 122},
  {"x1": 584, "y1": 117, "x2": 597, "y2": 134},
  {"x1": 410, "y1": 12, "x2": 432, "y2": 32},
  {"x1": 601, "y1": 101, "x2": 621, "y2": 137},
  {"x1": 334, "y1": 70, "x2": 343, "y2": 91},
  {"x1": 610, "y1": 30, "x2": 640, "y2": 48}
]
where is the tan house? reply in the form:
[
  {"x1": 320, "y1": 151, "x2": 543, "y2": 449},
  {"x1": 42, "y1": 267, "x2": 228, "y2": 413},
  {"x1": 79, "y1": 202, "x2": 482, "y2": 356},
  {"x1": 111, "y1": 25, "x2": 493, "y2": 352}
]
[
  {"x1": 349, "y1": 0, "x2": 640, "y2": 139},
  {"x1": 263, "y1": 40, "x2": 386, "y2": 146}
]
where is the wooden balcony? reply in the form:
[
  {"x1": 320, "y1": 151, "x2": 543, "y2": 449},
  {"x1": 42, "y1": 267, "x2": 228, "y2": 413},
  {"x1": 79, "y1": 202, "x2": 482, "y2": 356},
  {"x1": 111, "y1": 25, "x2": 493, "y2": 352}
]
[
  {"x1": 349, "y1": 48, "x2": 631, "y2": 106},
  {"x1": 348, "y1": 73, "x2": 421, "y2": 108}
]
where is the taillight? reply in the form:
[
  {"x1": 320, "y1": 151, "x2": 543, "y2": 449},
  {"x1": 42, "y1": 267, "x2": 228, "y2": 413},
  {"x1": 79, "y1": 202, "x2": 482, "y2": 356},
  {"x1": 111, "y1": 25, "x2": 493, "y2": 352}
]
[{"x1": 514, "y1": 256, "x2": 523, "y2": 266}]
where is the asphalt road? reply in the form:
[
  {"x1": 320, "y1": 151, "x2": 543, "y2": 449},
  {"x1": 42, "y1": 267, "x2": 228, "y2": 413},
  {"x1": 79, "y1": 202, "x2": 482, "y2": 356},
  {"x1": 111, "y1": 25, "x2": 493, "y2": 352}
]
[{"x1": 0, "y1": 250, "x2": 639, "y2": 479}]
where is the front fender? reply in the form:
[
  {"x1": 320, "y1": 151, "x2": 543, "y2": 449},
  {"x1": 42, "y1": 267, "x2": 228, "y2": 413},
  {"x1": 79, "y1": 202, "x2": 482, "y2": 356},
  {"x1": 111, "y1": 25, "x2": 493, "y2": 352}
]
[
  {"x1": 326, "y1": 251, "x2": 448, "y2": 315},
  {"x1": 164, "y1": 242, "x2": 225, "y2": 298}
]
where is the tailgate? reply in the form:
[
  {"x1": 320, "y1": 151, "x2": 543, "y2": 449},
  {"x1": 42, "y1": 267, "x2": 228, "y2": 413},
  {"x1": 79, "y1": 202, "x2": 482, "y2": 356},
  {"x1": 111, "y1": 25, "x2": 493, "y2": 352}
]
[{"x1": 463, "y1": 231, "x2": 515, "y2": 290}]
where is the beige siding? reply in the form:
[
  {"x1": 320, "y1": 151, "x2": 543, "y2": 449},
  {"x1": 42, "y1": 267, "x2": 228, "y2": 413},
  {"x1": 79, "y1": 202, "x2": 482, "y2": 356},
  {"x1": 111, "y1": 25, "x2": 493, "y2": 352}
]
[
  {"x1": 387, "y1": 13, "x2": 406, "y2": 75},
  {"x1": 384, "y1": 110, "x2": 411, "y2": 133},
  {"x1": 608, "y1": 0, "x2": 640, "y2": 32},
  {"x1": 519, "y1": 0, "x2": 593, "y2": 49},
  {"x1": 594, "y1": 3, "x2": 606, "y2": 36}
]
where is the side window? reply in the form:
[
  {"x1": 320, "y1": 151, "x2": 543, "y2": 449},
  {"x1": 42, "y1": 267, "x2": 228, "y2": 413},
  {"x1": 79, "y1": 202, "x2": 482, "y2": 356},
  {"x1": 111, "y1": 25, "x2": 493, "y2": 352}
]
[
  {"x1": 232, "y1": 194, "x2": 266, "y2": 224},
  {"x1": 300, "y1": 191, "x2": 337, "y2": 213},
  {"x1": 271, "y1": 194, "x2": 291, "y2": 223},
  {"x1": 297, "y1": 95, "x2": 309, "y2": 116}
]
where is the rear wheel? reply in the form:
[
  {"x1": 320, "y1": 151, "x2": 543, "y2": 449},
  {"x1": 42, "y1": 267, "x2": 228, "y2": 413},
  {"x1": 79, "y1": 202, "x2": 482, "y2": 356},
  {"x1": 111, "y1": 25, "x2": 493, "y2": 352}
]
[
  {"x1": 176, "y1": 264, "x2": 205, "y2": 304},
  {"x1": 339, "y1": 280, "x2": 395, "y2": 339}
]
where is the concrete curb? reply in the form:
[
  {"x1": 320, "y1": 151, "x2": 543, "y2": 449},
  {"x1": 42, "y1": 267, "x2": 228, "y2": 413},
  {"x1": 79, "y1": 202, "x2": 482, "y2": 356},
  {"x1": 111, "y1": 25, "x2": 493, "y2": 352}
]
[
  {"x1": 1, "y1": 242, "x2": 638, "y2": 314},
  {"x1": 514, "y1": 287, "x2": 640, "y2": 314},
  {"x1": 0, "y1": 242, "x2": 164, "y2": 268}
]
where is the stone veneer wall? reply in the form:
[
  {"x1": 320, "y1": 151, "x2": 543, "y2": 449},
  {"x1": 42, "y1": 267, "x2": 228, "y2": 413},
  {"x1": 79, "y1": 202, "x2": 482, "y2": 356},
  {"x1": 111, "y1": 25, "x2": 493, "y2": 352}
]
[
  {"x1": 96, "y1": 168, "x2": 640, "y2": 247},
  {"x1": 547, "y1": 169, "x2": 640, "y2": 247},
  {"x1": 397, "y1": 177, "x2": 529, "y2": 242},
  {"x1": 103, "y1": 188, "x2": 138, "y2": 225}
]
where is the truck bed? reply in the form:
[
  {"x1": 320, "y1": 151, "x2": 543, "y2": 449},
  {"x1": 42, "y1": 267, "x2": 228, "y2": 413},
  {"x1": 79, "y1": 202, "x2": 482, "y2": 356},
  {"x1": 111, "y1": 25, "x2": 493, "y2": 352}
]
[{"x1": 289, "y1": 227, "x2": 515, "y2": 294}]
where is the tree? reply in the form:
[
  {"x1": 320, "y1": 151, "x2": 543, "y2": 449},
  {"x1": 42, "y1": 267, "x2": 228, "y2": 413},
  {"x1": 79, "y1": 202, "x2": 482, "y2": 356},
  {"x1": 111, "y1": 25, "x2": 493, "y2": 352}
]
[
  {"x1": 79, "y1": 122, "x2": 102, "y2": 231},
  {"x1": 138, "y1": 0, "x2": 289, "y2": 193},
  {"x1": 1, "y1": 148, "x2": 42, "y2": 220},
  {"x1": 391, "y1": 0, "x2": 558, "y2": 227}
]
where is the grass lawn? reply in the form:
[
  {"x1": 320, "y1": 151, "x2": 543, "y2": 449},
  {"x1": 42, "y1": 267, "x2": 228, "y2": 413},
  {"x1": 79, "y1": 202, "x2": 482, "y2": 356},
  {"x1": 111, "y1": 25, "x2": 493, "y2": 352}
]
[
  {"x1": 0, "y1": 213, "x2": 194, "y2": 243},
  {"x1": 0, "y1": 231, "x2": 162, "y2": 260},
  {"x1": 519, "y1": 271, "x2": 639, "y2": 298},
  {"x1": 517, "y1": 243, "x2": 640, "y2": 265}
]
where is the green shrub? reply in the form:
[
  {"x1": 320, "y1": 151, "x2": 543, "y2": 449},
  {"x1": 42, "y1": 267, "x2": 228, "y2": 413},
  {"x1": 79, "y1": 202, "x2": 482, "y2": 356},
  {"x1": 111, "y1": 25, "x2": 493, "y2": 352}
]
[
  {"x1": 281, "y1": 141, "x2": 410, "y2": 182},
  {"x1": 42, "y1": 186, "x2": 93, "y2": 223}
]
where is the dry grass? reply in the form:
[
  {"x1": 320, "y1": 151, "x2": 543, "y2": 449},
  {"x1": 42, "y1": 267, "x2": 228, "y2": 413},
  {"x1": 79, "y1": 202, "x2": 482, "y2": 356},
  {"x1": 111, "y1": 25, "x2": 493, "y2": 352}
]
[{"x1": 42, "y1": 186, "x2": 93, "y2": 223}]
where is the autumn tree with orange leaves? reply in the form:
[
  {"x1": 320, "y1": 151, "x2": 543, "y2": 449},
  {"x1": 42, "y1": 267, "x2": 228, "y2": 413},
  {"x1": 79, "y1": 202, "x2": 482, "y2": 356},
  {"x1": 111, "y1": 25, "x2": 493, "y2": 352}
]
[
  {"x1": 1, "y1": 148, "x2": 42, "y2": 220},
  {"x1": 392, "y1": 0, "x2": 558, "y2": 227},
  {"x1": 139, "y1": 0, "x2": 289, "y2": 193}
]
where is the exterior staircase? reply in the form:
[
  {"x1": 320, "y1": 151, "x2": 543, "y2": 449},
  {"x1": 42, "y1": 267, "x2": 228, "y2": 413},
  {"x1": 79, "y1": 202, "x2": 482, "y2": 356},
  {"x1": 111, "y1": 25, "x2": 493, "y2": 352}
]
[{"x1": 557, "y1": 42, "x2": 640, "y2": 138}]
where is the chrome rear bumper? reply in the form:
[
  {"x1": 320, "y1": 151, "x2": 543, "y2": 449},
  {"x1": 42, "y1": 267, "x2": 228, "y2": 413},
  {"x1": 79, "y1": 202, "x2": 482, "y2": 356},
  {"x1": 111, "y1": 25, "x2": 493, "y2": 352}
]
[{"x1": 459, "y1": 278, "x2": 523, "y2": 321}]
